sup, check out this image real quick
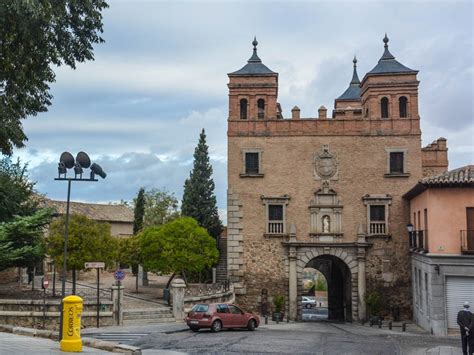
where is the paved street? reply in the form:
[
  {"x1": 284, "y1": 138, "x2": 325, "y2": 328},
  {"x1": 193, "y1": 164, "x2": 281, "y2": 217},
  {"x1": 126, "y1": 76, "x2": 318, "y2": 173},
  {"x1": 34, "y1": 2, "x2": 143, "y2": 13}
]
[
  {"x1": 84, "y1": 321, "x2": 462, "y2": 354},
  {"x1": 0, "y1": 332, "x2": 111, "y2": 354},
  {"x1": 302, "y1": 307, "x2": 329, "y2": 320}
]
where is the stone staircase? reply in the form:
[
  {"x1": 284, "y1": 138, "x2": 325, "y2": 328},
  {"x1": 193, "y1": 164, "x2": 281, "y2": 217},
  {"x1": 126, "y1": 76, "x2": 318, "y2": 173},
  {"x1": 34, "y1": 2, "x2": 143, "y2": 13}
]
[
  {"x1": 123, "y1": 307, "x2": 175, "y2": 325},
  {"x1": 216, "y1": 236, "x2": 228, "y2": 282}
]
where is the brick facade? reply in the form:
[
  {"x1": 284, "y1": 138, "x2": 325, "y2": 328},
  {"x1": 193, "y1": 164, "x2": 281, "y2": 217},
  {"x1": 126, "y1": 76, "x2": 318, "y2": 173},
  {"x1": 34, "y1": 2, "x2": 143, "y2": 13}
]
[{"x1": 226, "y1": 36, "x2": 448, "y2": 321}]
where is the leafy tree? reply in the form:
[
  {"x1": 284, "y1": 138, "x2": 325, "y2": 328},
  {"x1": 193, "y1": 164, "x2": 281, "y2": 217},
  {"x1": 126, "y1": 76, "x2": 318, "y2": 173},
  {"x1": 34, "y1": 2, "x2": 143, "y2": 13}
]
[
  {"x1": 140, "y1": 217, "x2": 219, "y2": 285},
  {"x1": 0, "y1": 0, "x2": 108, "y2": 155},
  {"x1": 46, "y1": 214, "x2": 115, "y2": 292},
  {"x1": 181, "y1": 129, "x2": 222, "y2": 240},
  {"x1": 0, "y1": 157, "x2": 37, "y2": 222},
  {"x1": 133, "y1": 188, "x2": 145, "y2": 234},
  {"x1": 0, "y1": 208, "x2": 52, "y2": 271},
  {"x1": 139, "y1": 188, "x2": 179, "y2": 228},
  {"x1": 315, "y1": 277, "x2": 327, "y2": 292},
  {"x1": 116, "y1": 235, "x2": 142, "y2": 292}
]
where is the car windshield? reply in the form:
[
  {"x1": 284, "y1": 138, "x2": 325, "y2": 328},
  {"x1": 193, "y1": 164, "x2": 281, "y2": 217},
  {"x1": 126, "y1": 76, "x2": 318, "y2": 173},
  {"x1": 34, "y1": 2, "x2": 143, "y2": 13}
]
[{"x1": 191, "y1": 304, "x2": 209, "y2": 313}]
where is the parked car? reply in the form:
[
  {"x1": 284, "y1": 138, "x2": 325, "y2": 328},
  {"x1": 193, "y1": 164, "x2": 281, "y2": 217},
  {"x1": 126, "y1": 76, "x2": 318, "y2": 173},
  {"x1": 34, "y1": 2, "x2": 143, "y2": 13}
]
[
  {"x1": 302, "y1": 296, "x2": 316, "y2": 309},
  {"x1": 185, "y1": 303, "x2": 260, "y2": 332}
]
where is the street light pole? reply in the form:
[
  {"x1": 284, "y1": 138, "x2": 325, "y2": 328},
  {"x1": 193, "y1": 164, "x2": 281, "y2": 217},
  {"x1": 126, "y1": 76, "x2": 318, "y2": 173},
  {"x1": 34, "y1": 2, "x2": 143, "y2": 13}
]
[{"x1": 55, "y1": 151, "x2": 106, "y2": 341}]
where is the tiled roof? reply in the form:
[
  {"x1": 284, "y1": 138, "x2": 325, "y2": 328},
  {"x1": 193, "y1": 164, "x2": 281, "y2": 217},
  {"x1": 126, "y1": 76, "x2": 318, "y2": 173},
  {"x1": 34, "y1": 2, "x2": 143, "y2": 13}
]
[
  {"x1": 43, "y1": 199, "x2": 133, "y2": 223},
  {"x1": 403, "y1": 165, "x2": 474, "y2": 200},
  {"x1": 365, "y1": 34, "x2": 417, "y2": 78},
  {"x1": 421, "y1": 165, "x2": 474, "y2": 186},
  {"x1": 229, "y1": 37, "x2": 276, "y2": 76},
  {"x1": 336, "y1": 57, "x2": 361, "y2": 101}
]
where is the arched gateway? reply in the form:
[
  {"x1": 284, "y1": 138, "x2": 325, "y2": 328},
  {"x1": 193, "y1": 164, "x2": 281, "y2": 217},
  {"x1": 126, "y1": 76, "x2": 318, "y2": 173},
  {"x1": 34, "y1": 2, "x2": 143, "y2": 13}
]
[{"x1": 285, "y1": 235, "x2": 370, "y2": 322}]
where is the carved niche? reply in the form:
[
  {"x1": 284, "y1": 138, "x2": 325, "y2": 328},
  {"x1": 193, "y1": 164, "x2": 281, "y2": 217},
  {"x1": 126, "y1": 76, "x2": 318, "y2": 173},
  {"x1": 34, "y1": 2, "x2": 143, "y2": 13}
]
[
  {"x1": 313, "y1": 145, "x2": 338, "y2": 181},
  {"x1": 309, "y1": 181, "x2": 343, "y2": 242}
]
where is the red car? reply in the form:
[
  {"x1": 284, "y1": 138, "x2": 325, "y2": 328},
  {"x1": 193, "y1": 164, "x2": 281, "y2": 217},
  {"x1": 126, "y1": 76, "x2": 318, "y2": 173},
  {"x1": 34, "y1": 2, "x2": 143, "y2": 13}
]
[{"x1": 185, "y1": 303, "x2": 260, "y2": 332}]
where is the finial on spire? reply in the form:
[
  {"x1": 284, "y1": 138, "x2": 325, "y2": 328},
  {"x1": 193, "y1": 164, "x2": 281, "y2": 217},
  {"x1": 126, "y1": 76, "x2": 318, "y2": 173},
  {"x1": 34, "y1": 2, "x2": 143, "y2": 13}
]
[
  {"x1": 350, "y1": 55, "x2": 360, "y2": 85},
  {"x1": 383, "y1": 33, "x2": 389, "y2": 47},
  {"x1": 252, "y1": 36, "x2": 258, "y2": 49},
  {"x1": 247, "y1": 36, "x2": 262, "y2": 63},
  {"x1": 380, "y1": 33, "x2": 395, "y2": 61}
]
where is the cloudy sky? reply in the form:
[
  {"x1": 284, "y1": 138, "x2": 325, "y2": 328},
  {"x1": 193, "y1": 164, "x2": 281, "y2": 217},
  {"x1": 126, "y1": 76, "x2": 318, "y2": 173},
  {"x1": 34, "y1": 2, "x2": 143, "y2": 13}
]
[{"x1": 13, "y1": 0, "x2": 473, "y2": 224}]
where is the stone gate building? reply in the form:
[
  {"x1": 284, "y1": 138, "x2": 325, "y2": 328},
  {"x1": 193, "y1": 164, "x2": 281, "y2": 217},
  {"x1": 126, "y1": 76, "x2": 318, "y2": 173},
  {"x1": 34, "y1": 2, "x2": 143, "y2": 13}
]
[{"x1": 226, "y1": 35, "x2": 448, "y2": 322}]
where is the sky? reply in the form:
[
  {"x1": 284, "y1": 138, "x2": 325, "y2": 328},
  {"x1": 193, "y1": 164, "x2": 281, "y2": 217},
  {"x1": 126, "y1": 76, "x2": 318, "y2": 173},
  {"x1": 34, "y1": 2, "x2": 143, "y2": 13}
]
[{"x1": 13, "y1": 0, "x2": 474, "y2": 225}]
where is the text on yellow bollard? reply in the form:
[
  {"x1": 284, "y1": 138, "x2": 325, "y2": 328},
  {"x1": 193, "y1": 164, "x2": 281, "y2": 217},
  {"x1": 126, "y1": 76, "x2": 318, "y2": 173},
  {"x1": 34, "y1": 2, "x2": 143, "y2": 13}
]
[{"x1": 60, "y1": 295, "x2": 83, "y2": 352}]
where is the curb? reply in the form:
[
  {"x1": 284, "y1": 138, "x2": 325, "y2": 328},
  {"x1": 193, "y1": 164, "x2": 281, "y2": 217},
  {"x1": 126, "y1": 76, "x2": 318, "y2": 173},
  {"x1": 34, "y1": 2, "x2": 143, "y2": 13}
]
[{"x1": 0, "y1": 324, "x2": 141, "y2": 354}]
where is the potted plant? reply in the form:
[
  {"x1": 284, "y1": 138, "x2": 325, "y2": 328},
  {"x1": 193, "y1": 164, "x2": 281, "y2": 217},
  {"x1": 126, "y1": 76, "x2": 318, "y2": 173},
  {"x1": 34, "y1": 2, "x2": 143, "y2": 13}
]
[
  {"x1": 365, "y1": 291, "x2": 382, "y2": 325},
  {"x1": 272, "y1": 294, "x2": 285, "y2": 321}
]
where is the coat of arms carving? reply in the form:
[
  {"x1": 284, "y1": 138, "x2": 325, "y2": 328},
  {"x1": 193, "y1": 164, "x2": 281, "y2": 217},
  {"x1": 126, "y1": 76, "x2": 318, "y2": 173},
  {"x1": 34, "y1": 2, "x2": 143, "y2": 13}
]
[{"x1": 314, "y1": 145, "x2": 338, "y2": 181}]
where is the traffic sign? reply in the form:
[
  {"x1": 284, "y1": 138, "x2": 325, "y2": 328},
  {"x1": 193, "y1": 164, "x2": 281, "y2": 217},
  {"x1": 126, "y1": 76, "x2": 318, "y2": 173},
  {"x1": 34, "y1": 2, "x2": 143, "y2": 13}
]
[
  {"x1": 85, "y1": 262, "x2": 105, "y2": 269},
  {"x1": 114, "y1": 269, "x2": 125, "y2": 281},
  {"x1": 42, "y1": 278, "x2": 49, "y2": 289}
]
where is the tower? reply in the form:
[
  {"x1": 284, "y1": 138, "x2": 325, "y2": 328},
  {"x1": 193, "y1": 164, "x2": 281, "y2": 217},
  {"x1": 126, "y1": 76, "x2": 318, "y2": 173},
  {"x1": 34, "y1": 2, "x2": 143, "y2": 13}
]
[
  {"x1": 228, "y1": 37, "x2": 279, "y2": 120},
  {"x1": 360, "y1": 34, "x2": 419, "y2": 120}
]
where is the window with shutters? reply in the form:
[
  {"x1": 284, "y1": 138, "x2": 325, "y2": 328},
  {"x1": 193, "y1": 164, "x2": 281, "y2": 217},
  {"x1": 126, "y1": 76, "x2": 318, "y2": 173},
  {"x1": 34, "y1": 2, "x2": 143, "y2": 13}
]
[
  {"x1": 245, "y1": 153, "x2": 259, "y2": 174},
  {"x1": 261, "y1": 195, "x2": 290, "y2": 236},
  {"x1": 240, "y1": 149, "x2": 263, "y2": 177},
  {"x1": 385, "y1": 148, "x2": 409, "y2": 177},
  {"x1": 390, "y1": 152, "x2": 404, "y2": 173},
  {"x1": 363, "y1": 194, "x2": 392, "y2": 236}
]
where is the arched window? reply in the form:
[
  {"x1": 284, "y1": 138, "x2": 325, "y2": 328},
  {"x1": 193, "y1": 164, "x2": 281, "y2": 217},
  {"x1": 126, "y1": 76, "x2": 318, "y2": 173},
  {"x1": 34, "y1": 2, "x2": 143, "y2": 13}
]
[
  {"x1": 240, "y1": 99, "x2": 248, "y2": 120},
  {"x1": 399, "y1": 96, "x2": 408, "y2": 118},
  {"x1": 257, "y1": 99, "x2": 265, "y2": 119},
  {"x1": 381, "y1": 97, "x2": 389, "y2": 118}
]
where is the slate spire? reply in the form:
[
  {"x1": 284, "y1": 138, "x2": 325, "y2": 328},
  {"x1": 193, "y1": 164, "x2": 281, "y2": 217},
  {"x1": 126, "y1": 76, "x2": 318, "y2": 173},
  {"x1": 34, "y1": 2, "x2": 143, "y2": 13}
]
[
  {"x1": 350, "y1": 56, "x2": 361, "y2": 85},
  {"x1": 228, "y1": 37, "x2": 277, "y2": 76}
]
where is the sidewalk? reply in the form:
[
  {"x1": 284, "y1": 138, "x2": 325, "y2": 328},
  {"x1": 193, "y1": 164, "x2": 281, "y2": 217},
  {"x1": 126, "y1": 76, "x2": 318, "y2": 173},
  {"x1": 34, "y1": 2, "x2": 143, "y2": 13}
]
[{"x1": 0, "y1": 332, "x2": 113, "y2": 354}]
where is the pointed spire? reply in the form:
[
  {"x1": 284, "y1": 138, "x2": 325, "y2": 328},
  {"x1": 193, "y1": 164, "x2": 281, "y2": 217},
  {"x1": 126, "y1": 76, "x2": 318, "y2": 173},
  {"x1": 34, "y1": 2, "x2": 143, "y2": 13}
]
[
  {"x1": 380, "y1": 33, "x2": 395, "y2": 61},
  {"x1": 248, "y1": 36, "x2": 262, "y2": 63},
  {"x1": 350, "y1": 55, "x2": 360, "y2": 85}
]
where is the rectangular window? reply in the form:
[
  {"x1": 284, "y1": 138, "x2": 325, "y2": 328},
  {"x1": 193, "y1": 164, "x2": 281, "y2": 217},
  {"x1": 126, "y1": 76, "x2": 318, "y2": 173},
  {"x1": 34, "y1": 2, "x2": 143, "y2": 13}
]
[
  {"x1": 369, "y1": 205, "x2": 386, "y2": 235},
  {"x1": 389, "y1": 152, "x2": 404, "y2": 174},
  {"x1": 267, "y1": 204, "x2": 284, "y2": 234},
  {"x1": 245, "y1": 152, "x2": 259, "y2": 174}
]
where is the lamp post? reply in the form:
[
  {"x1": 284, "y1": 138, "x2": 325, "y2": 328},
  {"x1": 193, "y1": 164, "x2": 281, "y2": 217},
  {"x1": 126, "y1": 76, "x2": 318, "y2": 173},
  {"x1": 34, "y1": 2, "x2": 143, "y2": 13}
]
[
  {"x1": 406, "y1": 223, "x2": 414, "y2": 249},
  {"x1": 55, "y1": 151, "x2": 106, "y2": 341}
]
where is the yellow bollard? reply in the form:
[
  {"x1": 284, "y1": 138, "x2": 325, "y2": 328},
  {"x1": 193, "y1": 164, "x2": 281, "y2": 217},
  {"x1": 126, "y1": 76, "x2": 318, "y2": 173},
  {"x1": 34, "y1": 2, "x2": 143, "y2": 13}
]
[{"x1": 60, "y1": 295, "x2": 83, "y2": 352}]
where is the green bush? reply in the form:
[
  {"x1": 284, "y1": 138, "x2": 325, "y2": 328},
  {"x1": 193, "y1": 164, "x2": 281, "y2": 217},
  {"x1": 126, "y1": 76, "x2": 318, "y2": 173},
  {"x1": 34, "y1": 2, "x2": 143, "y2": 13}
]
[{"x1": 273, "y1": 294, "x2": 285, "y2": 313}]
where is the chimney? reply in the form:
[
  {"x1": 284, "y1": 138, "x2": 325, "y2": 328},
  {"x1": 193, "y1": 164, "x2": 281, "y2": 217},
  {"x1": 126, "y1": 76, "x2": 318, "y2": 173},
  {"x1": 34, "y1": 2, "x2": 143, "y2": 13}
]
[
  {"x1": 291, "y1": 106, "x2": 301, "y2": 120},
  {"x1": 318, "y1": 105, "x2": 327, "y2": 119}
]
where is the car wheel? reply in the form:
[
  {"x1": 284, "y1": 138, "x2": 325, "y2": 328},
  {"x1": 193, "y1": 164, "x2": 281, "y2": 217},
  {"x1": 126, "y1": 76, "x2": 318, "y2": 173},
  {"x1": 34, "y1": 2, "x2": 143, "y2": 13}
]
[
  {"x1": 211, "y1": 320, "x2": 222, "y2": 333},
  {"x1": 305, "y1": 304, "x2": 311, "y2": 309},
  {"x1": 247, "y1": 319, "x2": 256, "y2": 331},
  {"x1": 190, "y1": 326, "x2": 199, "y2": 332}
]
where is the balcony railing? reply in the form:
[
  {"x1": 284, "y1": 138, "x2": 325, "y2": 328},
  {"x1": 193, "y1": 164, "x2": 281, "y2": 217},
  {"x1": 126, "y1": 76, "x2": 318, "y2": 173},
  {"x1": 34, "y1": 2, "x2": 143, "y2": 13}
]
[
  {"x1": 461, "y1": 230, "x2": 474, "y2": 254},
  {"x1": 267, "y1": 222, "x2": 284, "y2": 234},
  {"x1": 409, "y1": 230, "x2": 428, "y2": 253},
  {"x1": 369, "y1": 222, "x2": 386, "y2": 235}
]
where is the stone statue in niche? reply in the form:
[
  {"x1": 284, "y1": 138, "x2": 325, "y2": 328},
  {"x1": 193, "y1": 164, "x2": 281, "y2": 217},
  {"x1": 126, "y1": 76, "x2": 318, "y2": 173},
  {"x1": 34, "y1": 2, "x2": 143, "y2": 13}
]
[{"x1": 322, "y1": 215, "x2": 330, "y2": 233}]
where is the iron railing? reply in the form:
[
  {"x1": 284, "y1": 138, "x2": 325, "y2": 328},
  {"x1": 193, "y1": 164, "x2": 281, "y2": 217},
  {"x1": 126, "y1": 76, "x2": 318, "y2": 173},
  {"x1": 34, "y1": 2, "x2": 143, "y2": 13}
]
[{"x1": 461, "y1": 230, "x2": 474, "y2": 254}]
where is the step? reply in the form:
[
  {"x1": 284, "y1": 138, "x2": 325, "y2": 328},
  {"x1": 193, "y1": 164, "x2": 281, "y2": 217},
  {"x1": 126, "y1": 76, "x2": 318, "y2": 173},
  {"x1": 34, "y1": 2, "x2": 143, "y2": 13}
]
[
  {"x1": 123, "y1": 317, "x2": 176, "y2": 325},
  {"x1": 123, "y1": 313, "x2": 173, "y2": 320},
  {"x1": 123, "y1": 309, "x2": 172, "y2": 315}
]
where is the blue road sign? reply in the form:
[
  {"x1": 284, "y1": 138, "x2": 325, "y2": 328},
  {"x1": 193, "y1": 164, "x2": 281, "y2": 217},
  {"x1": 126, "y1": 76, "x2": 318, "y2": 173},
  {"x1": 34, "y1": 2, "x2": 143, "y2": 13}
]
[{"x1": 114, "y1": 269, "x2": 125, "y2": 282}]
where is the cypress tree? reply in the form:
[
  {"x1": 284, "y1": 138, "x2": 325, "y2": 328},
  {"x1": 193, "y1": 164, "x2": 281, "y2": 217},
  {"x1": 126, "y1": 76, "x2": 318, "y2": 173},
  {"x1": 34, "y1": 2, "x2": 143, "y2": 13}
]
[
  {"x1": 133, "y1": 187, "x2": 145, "y2": 235},
  {"x1": 182, "y1": 129, "x2": 222, "y2": 240}
]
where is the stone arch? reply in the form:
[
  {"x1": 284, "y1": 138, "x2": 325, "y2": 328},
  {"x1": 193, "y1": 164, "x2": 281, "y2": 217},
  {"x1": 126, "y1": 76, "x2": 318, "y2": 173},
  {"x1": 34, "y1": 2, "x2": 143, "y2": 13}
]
[{"x1": 296, "y1": 247, "x2": 358, "y2": 322}]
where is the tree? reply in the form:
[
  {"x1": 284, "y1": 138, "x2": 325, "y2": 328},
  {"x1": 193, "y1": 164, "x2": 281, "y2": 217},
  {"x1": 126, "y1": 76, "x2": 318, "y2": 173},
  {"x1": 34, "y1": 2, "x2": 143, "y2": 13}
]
[
  {"x1": 0, "y1": 208, "x2": 52, "y2": 271},
  {"x1": 46, "y1": 214, "x2": 115, "y2": 292},
  {"x1": 116, "y1": 235, "x2": 142, "y2": 292},
  {"x1": 133, "y1": 188, "x2": 145, "y2": 234},
  {"x1": 181, "y1": 129, "x2": 222, "y2": 240},
  {"x1": 0, "y1": 157, "x2": 37, "y2": 222},
  {"x1": 139, "y1": 188, "x2": 179, "y2": 228},
  {"x1": 0, "y1": 0, "x2": 108, "y2": 155},
  {"x1": 140, "y1": 217, "x2": 219, "y2": 284}
]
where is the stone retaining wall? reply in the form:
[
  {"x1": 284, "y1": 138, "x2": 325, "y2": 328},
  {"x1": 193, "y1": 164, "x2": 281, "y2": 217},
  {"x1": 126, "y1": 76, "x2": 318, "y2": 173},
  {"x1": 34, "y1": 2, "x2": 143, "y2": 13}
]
[{"x1": 0, "y1": 299, "x2": 113, "y2": 330}]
